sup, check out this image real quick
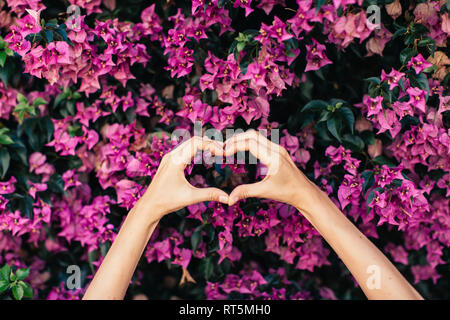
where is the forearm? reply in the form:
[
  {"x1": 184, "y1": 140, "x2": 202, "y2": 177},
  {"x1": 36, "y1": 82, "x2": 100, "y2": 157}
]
[
  {"x1": 83, "y1": 192, "x2": 160, "y2": 300},
  {"x1": 296, "y1": 184, "x2": 422, "y2": 300}
]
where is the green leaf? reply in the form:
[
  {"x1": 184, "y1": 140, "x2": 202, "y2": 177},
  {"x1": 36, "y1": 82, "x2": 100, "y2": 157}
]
[
  {"x1": 390, "y1": 179, "x2": 403, "y2": 188},
  {"x1": 53, "y1": 90, "x2": 71, "y2": 108},
  {"x1": 0, "y1": 147, "x2": 10, "y2": 179},
  {"x1": 0, "y1": 279, "x2": 9, "y2": 293},
  {"x1": 400, "y1": 48, "x2": 416, "y2": 65},
  {"x1": 366, "y1": 187, "x2": 383, "y2": 213},
  {"x1": 301, "y1": 100, "x2": 328, "y2": 113},
  {"x1": 392, "y1": 27, "x2": 407, "y2": 39},
  {"x1": 12, "y1": 284, "x2": 24, "y2": 300},
  {"x1": 339, "y1": 106, "x2": 355, "y2": 134},
  {"x1": 44, "y1": 29, "x2": 53, "y2": 43},
  {"x1": 14, "y1": 101, "x2": 36, "y2": 123},
  {"x1": 315, "y1": 0, "x2": 326, "y2": 12},
  {"x1": 423, "y1": 65, "x2": 437, "y2": 73},
  {"x1": 0, "y1": 58, "x2": 14, "y2": 86},
  {"x1": 200, "y1": 257, "x2": 214, "y2": 281},
  {"x1": 317, "y1": 110, "x2": 331, "y2": 123},
  {"x1": 342, "y1": 134, "x2": 364, "y2": 151},
  {"x1": 315, "y1": 121, "x2": 332, "y2": 141},
  {"x1": 16, "y1": 93, "x2": 28, "y2": 105},
  {"x1": 0, "y1": 264, "x2": 10, "y2": 281},
  {"x1": 71, "y1": 92, "x2": 82, "y2": 100},
  {"x1": 366, "y1": 189, "x2": 375, "y2": 213},
  {"x1": 404, "y1": 34, "x2": 415, "y2": 45},
  {"x1": 0, "y1": 132, "x2": 13, "y2": 145},
  {"x1": 418, "y1": 37, "x2": 435, "y2": 47},
  {"x1": 191, "y1": 226, "x2": 203, "y2": 252},
  {"x1": 33, "y1": 97, "x2": 47, "y2": 107},
  {"x1": 236, "y1": 42, "x2": 245, "y2": 52},
  {"x1": 372, "y1": 155, "x2": 396, "y2": 167},
  {"x1": 203, "y1": 224, "x2": 216, "y2": 242},
  {"x1": 410, "y1": 72, "x2": 430, "y2": 99},
  {"x1": 55, "y1": 27, "x2": 69, "y2": 43},
  {"x1": 19, "y1": 281, "x2": 33, "y2": 299},
  {"x1": 326, "y1": 117, "x2": 342, "y2": 142},
  {"x1": 0, "y1": 51, "x2": 6, "y2": 68},
  {"x1": 364, "y1": 77, "x2": 381, "y2": 85},
  {"x1": 361, "y1": 130, "x2": 375, "y2": 145},
  {"x1": 412, "y1": 23, "x2": 429, "y2": 35},
  {"x1": 23, "y1": 195, "x2": 34, "y2": 219},
  {"x1": 361, "y1": 171, "x2": 375, "y2": 193},
  {"x1": 16, "y1": 268, "x2": 29, "y2": 281}
]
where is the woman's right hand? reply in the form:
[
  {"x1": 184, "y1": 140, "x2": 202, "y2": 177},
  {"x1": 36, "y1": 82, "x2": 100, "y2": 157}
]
[{"x1": 223, "y1": 130, "x2": 321, "y2": 215}]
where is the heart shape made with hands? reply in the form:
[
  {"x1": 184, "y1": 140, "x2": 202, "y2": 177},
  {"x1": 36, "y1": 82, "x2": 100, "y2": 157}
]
[{"x1": 167, "y1": 130, "x2": 291, "y2": 209}]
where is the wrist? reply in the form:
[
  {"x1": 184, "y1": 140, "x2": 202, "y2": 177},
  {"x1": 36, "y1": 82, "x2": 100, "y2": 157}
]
[
  {"x1": 293, "y1": 179, "x2": 324, "y2": 219},
  {"x1": 295, "y1": 181, "x2": 344, "y2": 225},
  {"x1": 132, "y1": 189, "x2": 165, "y2": 225}
]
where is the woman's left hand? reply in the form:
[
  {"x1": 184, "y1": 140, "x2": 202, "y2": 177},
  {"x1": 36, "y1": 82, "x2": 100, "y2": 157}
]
[{"x1": 140, "y1": 136, "x2": 229, "y2": 222}]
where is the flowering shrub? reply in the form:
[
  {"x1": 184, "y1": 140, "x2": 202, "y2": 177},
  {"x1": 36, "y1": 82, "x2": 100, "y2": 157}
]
[{"x1": 0, "y1": 0, "x2": 448, "y2": 300}]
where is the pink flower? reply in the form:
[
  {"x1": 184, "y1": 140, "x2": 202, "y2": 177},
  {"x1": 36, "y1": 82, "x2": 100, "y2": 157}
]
[
  {"x1": 3, "y1": 210, "x2": 30, "y2": 237},
  {"x1": 16, "y1": 12, "x2": 42, "y2": 36},
  {"x1": 172, "y1": 247, "x2": 192, "y2": 269},
  {"x1": 406, "y1": 87, "x2": 427, "y2": 113},
  {"x1": 45, "y1": 42, "x2": 71, "y2": 65},
  {"x1": 381, "y1": 68, "x2": 405, "y2": 90},
  {"x1": 442, "y1": 12, "x2": 450, "y2": 35},
  {"x1": 62, "y1": 169, "x2": 82, "y2": 190},
  {"x1": 407, "y1": 54, "x2": 433, "y2": 74},
  {"x1": 287, "y1": 0, "x2": 315, "y2": 37},
  {"x1": 363, "y1": 95, "x2": 383, "y2": 118},
  {"x1": 154, "y1": 239, "x2": 171, "y2": 262},
  {"x1": 385, "y1": 243, "x2": 409, "y2": 265},
  {"x1": 411, "y1": 265, "x2": 441, "y2": 284},
  {"x1": 81, "y1": 126, "x2": 99, "y2": 150},
  {"x1": 28, "y1": 181, "x2": 47, "y2": 199},
  {"x1": 0, "y1": 176, "x2": 17, "y2": 194},
  {"x1": 304, "y1": 38, "x2": 332, "y2": 72},
  {"x1": 29, "y1": 152, "x2": 54, "y2": 177},
  {"x1": 115, "y1": 179, "x2": 143, "y2": 209},
  {"x1": 234, "y1": 0, "x2": 254, "y2": 17},
  {"x1": 365, "y1": 24, "x2": 392, "y2": 57}
]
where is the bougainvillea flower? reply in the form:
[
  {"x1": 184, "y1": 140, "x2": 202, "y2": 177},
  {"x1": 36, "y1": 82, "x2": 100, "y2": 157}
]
[{"x1": 407, "y1": 54, "x2": 433, "y2": 74}]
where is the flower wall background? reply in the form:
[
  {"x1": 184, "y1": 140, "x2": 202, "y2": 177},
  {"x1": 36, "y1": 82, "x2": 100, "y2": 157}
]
[{"x1": 0, "y1": 0, "x2": 448, "y2": 300}]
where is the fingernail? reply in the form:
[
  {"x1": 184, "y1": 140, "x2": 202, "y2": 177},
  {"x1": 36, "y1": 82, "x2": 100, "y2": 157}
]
[{"x1": 219, "y1": 195, "x2": 228, "y2": 203}]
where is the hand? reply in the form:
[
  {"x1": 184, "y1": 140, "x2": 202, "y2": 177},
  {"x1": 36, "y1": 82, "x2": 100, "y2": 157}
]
[
  {"x1": 141, "y1": 136, "x2": 229, "y2": 221},
  {"x1": 223, "y1": 130, "x2": 320, "y2": 214}
]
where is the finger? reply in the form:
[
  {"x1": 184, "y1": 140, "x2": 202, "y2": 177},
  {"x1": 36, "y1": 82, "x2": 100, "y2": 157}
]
[
  {"x1": 223, "y1": 138, "x2": 274, "y2": 166},
  {"x1": 228, "y1": 181, "x2": 267, "y2": 206},
  {"x1": 224, "y1": 130, "x2": 279, "y2": 151},
  {"x1": 190, "y1": 186, "x2": 229, "y2": 204},
  {"x1": 171, "y1": 137, "x2": 224, "y2": 167}
]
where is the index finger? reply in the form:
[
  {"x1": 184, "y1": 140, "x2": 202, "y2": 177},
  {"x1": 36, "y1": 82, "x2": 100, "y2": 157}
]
[
  {"x1": 223, "y1": 136, "x2": 274, "y2": 166},
  {"x1": 170, "y1": 136, "x2": 224, "y2": 167},
  {"x1": 224, "y1": 130, "x2": 282, "y2": 153}
]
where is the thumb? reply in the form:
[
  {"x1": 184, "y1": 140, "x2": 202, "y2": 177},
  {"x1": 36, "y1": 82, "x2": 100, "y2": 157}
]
[
  {"x1": 192, "y1": 187, "x2": 229, "y2": 205},
  {"x1": 228, "y1": 181, "x2": 266, "y2": 206}
]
